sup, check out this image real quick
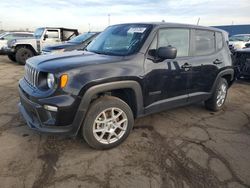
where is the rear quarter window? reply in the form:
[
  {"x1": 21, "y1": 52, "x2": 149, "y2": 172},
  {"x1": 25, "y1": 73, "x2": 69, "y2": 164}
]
[{"x1": 216, "y1": 32, "x2": 223, "y2": 50}]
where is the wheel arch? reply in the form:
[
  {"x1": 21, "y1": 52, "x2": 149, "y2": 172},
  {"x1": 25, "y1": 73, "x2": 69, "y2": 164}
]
[
  {"x1": 15, "y1": 44, "x2": 37, "y2": 55},
  {"x1": 71, "y1": 81, "x2": 144, "y2": 136},
  {"x1": 212, "y1": 68, "x2": 235, "y2": 92}
]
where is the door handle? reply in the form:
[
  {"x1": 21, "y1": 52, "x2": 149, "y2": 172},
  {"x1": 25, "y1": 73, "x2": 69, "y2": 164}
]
[
  {"x1": 213, "y1": 59, "x2": 223, "y2": 65},
  {"x1": 181, "y1": 63, "x2": 192, "y2": 69}
]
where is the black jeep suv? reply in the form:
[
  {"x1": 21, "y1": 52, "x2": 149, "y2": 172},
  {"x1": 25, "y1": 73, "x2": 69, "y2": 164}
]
[{"x1": 18, "y1": 23, "x2": 234, "y2": 149}]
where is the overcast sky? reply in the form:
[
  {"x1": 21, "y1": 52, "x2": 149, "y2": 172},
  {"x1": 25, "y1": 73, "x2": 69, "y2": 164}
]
[{"x1": 0, "y1": 0, "x2": 250, "y2": 32}]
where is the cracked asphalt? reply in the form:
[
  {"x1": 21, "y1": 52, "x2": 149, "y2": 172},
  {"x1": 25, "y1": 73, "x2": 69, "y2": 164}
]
[{"x1": 0, "y1": 55, "x2": 250, "y2": 188}]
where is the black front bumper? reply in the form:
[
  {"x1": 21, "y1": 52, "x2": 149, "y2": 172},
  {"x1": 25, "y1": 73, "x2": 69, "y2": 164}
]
[{"x1": 18, "y1": 84, "x2": 81, "y2": 136}]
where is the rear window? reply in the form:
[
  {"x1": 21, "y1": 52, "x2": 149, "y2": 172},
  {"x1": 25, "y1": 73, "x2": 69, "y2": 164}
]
[{"x1": 194, "y1": 30, "x2": 215, "y2": 56}]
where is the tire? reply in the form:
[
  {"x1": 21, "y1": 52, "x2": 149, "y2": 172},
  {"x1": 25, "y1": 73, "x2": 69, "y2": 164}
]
[
  {"x1": 7, "y1": 54, "x2": 16, "y2": 62},
  {"x1": 15, "y1": 47, "x2": 34, "y2": 65},
  {"x1": 205, "y1": 78, "x2": 228, "y2": 112},
  {"x1": 82, "y1": 96, "x2": 134, "y2": 150}
]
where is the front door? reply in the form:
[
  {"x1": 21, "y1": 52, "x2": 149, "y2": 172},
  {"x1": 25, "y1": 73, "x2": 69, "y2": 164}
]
[
  {"x1": 144, "y1": 28, "x2": 192, "y2": 113},
  {"x1": 40, "y1": 29, "x2": 61, "y2": 52}
]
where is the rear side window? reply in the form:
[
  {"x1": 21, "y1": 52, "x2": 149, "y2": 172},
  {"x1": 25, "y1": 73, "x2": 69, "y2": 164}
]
[
  {"x1": 216, "y1": 32, "x2": 223, "y2": 50},
  {"x1": 194, "y1": 30, "x2": 215, "y2": 56},
  {"x1": 158, "y1": 29, "x2": 190, "y2": 57},
  {"x1": 63, "y1": 30, "x2": 78, "y2": 40}
]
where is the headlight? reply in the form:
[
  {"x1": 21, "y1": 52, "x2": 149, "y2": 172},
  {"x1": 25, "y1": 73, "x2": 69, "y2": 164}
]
[{"x1": 47, "y1": 73, "x2": 55, "y2": 89}]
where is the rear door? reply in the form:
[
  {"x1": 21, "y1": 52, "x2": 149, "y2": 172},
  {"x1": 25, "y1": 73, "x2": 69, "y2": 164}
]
[{"x1": 188, "y1": 29, "x2": 222, "y2": 99}]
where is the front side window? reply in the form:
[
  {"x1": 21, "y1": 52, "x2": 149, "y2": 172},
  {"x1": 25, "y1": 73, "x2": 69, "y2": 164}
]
[
  {"x1": 195, "y1": 30, "x2": 215, "y2": 56},
  {"x1": 2, "y1": 34, "x2": 13, "y2": 40},
  {"x1": 87, "y1": 24, "x2": 153, "y2": 56},
  {"x1": 46, "y1": 30, "x2": 59, "y2": 39},
  {"x1": 158, "y1": 29, "x2": 190, "y2": 57}
]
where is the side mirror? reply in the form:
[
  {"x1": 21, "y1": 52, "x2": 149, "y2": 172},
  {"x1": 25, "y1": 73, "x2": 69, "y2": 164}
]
[
  {"x1": 43, "y1": 34, "x2": 48, "y2": 40},
  {"x1": 0, "y1": 37, "x2": 4, "y2": 40},
  {"x1": 156, "y1": 46, "x2": 177, "y2": 60}
]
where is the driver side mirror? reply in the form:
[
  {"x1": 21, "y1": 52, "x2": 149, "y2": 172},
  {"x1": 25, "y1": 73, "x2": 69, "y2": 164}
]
[
  {"x1": 43, "y1": 34, "x2": 48, "y2": 40},
  {"x1": 0, "y1": 37, "x2": 4, "y2": 40},
  {"x1": 156, "y1": 46, "x2": 177, "y2": 60}
]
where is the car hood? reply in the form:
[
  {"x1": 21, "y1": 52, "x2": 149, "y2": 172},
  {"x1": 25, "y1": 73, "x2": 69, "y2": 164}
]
[
  {"x1": 13, "y1": 37, "x2": 36, "y2": 45},
  {"x1": 27, "y1": 50, "x2": 125, "y2": 73},
  {"x1": 43, "y1": 42, "x2": 77, "y2": 51},
  {"x1": 229, "y1": 41, "x2": 246, "y2": 49}
]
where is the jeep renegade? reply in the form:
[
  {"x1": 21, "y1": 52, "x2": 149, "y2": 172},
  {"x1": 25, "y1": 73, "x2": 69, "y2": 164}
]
[{"x1": 18, "y1": 23, "x2": 234, "y2": 149}]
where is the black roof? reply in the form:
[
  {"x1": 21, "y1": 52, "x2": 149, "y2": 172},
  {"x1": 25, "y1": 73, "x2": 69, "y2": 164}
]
[
  {"x1": 112, "y1": 22, "x2": 225, "y2": 33},
  {"x1": 38, "y1": 27, "x2": 78, "y2": 31}
]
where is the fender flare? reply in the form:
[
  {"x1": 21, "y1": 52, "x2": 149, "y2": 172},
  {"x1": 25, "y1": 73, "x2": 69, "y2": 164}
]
[
  {"x1": 71, "y1": 80, "x2": 144, "y2": 135},
  {"x1": 15, "y1": 44, "x2": 37, "y2": 55},
  {"x1": 211, "y1": 68, "x2": 234, "y2": 92}
]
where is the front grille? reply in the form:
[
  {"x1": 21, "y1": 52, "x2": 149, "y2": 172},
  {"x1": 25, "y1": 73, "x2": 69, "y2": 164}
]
[{"x1": 24, "y1": 64, "x2": 39, "y2": 87}]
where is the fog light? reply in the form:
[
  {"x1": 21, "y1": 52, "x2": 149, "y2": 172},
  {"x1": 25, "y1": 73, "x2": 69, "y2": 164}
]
[{"x1": 44, "y1": 105, "x2": 58, "y2": 112}]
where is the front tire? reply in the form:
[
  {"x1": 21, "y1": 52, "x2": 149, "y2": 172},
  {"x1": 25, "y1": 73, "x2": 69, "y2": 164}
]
[
  {"x1": 7, "y1": 54, "x2": 16, "y2": 62},
  {"x1": 15, "y1": 47, "x2": 34, "y2": 65},
  {"x1": 205, "y1": 78, "x2": 228, "y2": 111},
  {"x1": 82, "y1": 96, "x2": 134, "y2": 150}
]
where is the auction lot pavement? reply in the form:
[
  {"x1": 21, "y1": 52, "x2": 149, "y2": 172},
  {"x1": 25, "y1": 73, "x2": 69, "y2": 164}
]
[{"x1": 0, "y1": 55, "x2": 250, "y2": 188}]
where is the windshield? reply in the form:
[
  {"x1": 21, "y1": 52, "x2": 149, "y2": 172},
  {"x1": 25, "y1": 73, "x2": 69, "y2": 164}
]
[
  {"x1": 0, "y1": 32, "x2": 7, "y2": 38},
  {"x1": 69, "y1": 32, "x2": 96, "y2": 43},
  {"x1": 229, "y1": 35, "x2": 250, "y2": 42},
  {"x1": 34, "y1": 28, "x2": 45, "y2": 39},
  {"x1": 87, "y1": 24, "x2": 152, "y2": 56}
]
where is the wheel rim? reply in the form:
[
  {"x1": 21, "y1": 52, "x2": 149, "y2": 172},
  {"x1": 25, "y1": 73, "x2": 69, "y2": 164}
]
[
  {"x1": 216, "y1": 83, "x2": 227, "y2": 107},
  {"x1": 93, "y1": 107, "x2": 128, "y2": 144},
  {"x1": 21, "y1": 51, "x2": 32, "y2": 61}
]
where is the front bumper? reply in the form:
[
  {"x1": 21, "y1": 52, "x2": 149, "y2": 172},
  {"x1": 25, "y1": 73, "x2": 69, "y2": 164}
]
[
  {"x1": 1, "y1": 46, "x2": 15, "y2": 55},
  {"x1": 18, "y1": 82, "x2": 81, "y2": 136}
]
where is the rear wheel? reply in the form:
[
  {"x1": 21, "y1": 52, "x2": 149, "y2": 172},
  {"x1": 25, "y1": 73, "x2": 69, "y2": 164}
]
[
  {"x1": 7, "y1": 54, "x2": 16, "y2": 62},
  {"x1": 82, "y1": 96, "x2": 134, "y2": 150},
  {"x1": 205, "y1": 78, "x2": 228, "y2": 111},
  {"x1": 15, "y1": 47, "x2": 34, "y2": 65}
]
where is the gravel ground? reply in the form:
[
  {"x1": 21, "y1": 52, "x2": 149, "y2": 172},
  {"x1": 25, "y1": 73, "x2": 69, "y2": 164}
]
[{"x1": 0, "y1": 55, "x2": 250, "y2": 188}]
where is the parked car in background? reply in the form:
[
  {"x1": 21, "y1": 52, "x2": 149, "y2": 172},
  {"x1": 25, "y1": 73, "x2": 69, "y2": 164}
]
[
  {"x1": 0, "y1": 32, "x2": 33, "y2": 57},
  {"x1": 18, "y1": 23, "x2": 234, "y2": 149},
  {"x1": 229, "y1": 34, "x2": 250, "y2": 51},
  {"x1": 4, "y1": 27, "x2": 79, "y2": 64},
  {"x1": 42, "y1": 32, "x2": 100, "y2": 54},
  {"x1": 233, "y1": 47, "x2": 250, "y2": 79},
  {"x1": 245, "y1": 43, "x2": 250, "y2": 48}
]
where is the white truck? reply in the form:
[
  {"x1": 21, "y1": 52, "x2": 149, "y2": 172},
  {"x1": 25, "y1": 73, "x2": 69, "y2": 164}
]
[
  {"x1": 0, "y1": 32, "x2": 33, "y2": 56},
  {"x1": 4, "y1": 27, "x2": 79, "y2": 64}
]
